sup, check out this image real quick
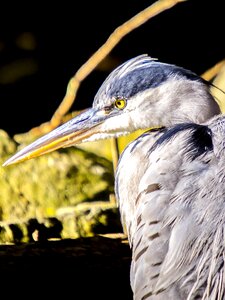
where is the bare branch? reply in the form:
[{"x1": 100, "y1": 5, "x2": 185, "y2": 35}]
[{"x1": 14, "y1": 0, "x2": 186, "y2": 144}]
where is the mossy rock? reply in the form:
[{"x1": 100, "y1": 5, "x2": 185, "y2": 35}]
[
  {"x1": 0, "y1": 203, "x2": 124, "y2": 243},
  {"x1": 0, "y1": 130, "x2": 114, "y2": 223},
  {"x1": 0, "y1": 217, "x2": 63, "y2": 243},
  {"x1": 57, "y1": 199, "x2": 123, "y2": 238}
]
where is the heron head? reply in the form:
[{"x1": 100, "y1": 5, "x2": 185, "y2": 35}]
[{"x1": 3, "y1": 54, "x2": 218, "y2": 166}]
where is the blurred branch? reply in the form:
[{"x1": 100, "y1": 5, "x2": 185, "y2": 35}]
[
  {"x1": 201, "y1": 59, "x2": 225, "y2": 113},
  {"x1": 110, "y1": 138, "x2": 120, "y2": 173},
  {"x1": 201, "y1": 59, "x2": 225, "y2": 81},
  {"x1": 15, "y1": 0, "x2": 186, "y2": 144}
]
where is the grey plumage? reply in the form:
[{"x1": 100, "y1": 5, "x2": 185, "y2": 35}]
[
  {"x1": 116, "y1": 118, "x2": 225, "y2": 299},
  {"x1": 3, "y1": 55, "x2": 225, "y2": 299}
]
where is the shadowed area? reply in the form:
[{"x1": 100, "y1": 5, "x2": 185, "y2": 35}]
[{"x1": 0, "y1": 236, "x2": 132, "y2": 300}]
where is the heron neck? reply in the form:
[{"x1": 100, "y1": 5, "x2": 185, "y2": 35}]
[{"x1": 144, "y1": 79, "x2": 221, "y2": 127}]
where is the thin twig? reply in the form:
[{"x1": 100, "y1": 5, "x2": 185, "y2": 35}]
[
  {"x1": 110, "y1": 138, "x2": 120, "y2": 173},
  {"x1": 50, "y1": 0, "x2": 186, "y2": 127},
  {"x1": 201, "y1": 59, "x2": 225, "y2": 81},
  {"x1": 14, "y1": 0, "x2": 186, "y2": 144}
]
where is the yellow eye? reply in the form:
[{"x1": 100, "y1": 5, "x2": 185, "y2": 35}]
[{"x1": 114, "y1": 98, "x2": 127, "y2": 110}]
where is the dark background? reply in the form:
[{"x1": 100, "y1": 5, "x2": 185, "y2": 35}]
[{"x1": 0, "y1": 0, "x2": 224, "y2": 137}]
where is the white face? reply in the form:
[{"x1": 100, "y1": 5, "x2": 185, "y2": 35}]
[
  {"x1": 90, "y1": 90, "x2": 152, "y2": 140},
  {"x1": 91, "y1": 88, "x2": 160, "y2": 139}
]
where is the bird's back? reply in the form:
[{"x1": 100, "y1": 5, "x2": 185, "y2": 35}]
[{"x1": 116, "y1": 117, "x2": 225, "y2": 299}]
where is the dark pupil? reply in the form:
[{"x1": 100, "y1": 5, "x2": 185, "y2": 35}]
[{"x1": 117, "y1": 101, "x2": 121, "y2": 106}]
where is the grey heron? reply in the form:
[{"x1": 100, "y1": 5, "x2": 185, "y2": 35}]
[{"x1": 3, "y1": 54, "x2": 225, "y2": 299}]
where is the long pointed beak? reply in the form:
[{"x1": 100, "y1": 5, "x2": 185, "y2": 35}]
[{"x1": 3, "y1": 108, "x2": 107, "y2": 166}]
